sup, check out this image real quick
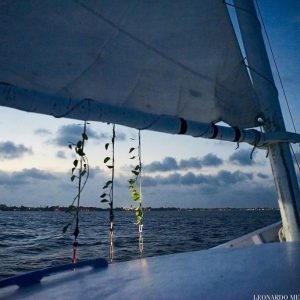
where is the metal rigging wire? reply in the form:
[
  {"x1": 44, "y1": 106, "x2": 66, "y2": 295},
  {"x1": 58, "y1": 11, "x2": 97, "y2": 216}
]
[{"x1": 255, "y1": 0, "x2": 300, "y2": 172}]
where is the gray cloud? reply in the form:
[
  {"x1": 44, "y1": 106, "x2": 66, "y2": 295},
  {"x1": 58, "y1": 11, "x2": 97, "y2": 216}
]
[
  {"x1": 179, "y1": 158, "x2": 202, "y2": 169},
  {"x1": 56, "y1": 150, "x2": 67, "y2": 159},
  {"x1": 0, "y1": 168, "x2": 276, "y2": 208},
  {"x1": 0, "y1": 141, "x2": 33, "y2": 160},
  {"x1": 89, "y1": 166, "x2": 103, "y2": 179},
  {"x1": 0, "y1": 168, "x2": 56, "y2": 186},
  {"x1": 53, "y1": 124, "x2": 102, "y2": 146},
  {"x1": 201, "y1": 153, "x2": 223, "y2": 167},
  {"x1": 145, "y1": 154, "x2": 223, "y2": 173},
  {"x1": 53, "y1": 124, "x2": 126, "y2": 146},
  {"x1": 142, "y1": 170, "x2": 252, "y2": 187},
  {"x1": 257, "y1": 173, "x2": 269, "y2": 179},
  {"x1": 116, "y1": 132, "x2": 126, "y2": 141},
  {"x1": 145, "y1": 157, "x2": 178, "y2": 172},
  {"x1": 34, "y1": 128, "x2": 52, "y2": 136},
  {"x1": 229, "y1": 149, "x2": 256, "y2": 166}
]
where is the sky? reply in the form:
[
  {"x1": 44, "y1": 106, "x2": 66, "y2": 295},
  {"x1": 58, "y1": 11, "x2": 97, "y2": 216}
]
[{"x1": 0, "y1": 1, "x2": 299, "y2": 209}]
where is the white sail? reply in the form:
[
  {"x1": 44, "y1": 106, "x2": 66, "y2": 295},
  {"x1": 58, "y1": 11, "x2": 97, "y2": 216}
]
[{"x1": 0, "y1": 0, "x2": 260, "y2": 128}]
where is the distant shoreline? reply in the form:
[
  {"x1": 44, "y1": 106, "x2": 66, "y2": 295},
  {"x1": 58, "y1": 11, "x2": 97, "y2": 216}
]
[{"x1": 0, "y1": 204, "x2": 279, "y2": 212}]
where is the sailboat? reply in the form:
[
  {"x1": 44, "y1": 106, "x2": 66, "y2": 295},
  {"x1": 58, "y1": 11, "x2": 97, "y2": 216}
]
[{"x1": 0, "y1": 0, "x2": 300, "y2": 298}]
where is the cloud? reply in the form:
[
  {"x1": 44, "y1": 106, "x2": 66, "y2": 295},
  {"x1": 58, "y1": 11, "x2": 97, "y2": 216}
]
[
  {"x1": 179, "y1": 158, "x2": 202, "y2": 169},
  {"x1": 145, "y1": 157, "x2": 178, "y2": 172},
  {"x1": 52, "y1": 124, "x2": 127, "y2": 146},
  {"x1": 257, "y1": 173, "x2": 269, "y2": 179},
  {"x1": 145, "y1": 153, "x2": 223, "y2": 173},
  {"x1": 34, "y1": 128, "x2": 52, "y2": 136},
  {"x1": 0, "y1": 168, "x2": 276, "y2": 208},
  {"x1": 116, "y1": 132, "x2": 126, "y2": 141},
  {"x1": 229, "y1": 149, "x2": 256, "y2": 166},
  {"x1": 56, "y1": 150, "x2": 67, "y2": 159},
  {"x1": 216, "y1": 170, "x2": 252, "y2": 185},
  {"x1": 179, "y1": 154, "x2": 223, "y2": 169},
  {"x1": 0, "y1": 168, "x2": 56, "y2": 186},
  {"x1": 0, "y1": 141, "x2": 33, "y2": 160},
  {"x1": 142, "y1": 170, "x2": 252, "y2": 187},
  {"x1": 143, "y1": 176, "x2": 159, "y2": 187},
  {"x1": 89, "y1": 166, "x2": 103, "y2": 179},
  {"x1": 201, "y1": 153, "x2": 223, "y2": 167},
  {"x1": 52, "y1": 124, "x2": 101, "y2": 146}
]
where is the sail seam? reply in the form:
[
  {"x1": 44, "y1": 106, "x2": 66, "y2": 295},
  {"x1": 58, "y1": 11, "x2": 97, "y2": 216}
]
[{"x1": 71, "y1": 0, "x2": 211, "y2": 83}]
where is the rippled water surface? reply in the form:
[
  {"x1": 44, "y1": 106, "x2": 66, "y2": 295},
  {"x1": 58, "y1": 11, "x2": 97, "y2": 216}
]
[{"x1": 0, "y1": 210, "x2": 280, "y2": 279}]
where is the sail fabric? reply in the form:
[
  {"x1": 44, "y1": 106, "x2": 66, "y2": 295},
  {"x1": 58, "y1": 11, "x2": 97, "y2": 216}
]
[{"x1": 0, "y1": 0, "x2": 261, "y2": 128}]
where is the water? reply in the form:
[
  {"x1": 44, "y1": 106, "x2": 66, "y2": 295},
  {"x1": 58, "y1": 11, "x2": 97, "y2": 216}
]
[{"x1": 0, "y1": 210, "x2": 280, "y2": 280}]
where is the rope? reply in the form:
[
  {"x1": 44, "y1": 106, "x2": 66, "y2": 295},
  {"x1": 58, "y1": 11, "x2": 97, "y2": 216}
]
[
  {"x1": 68, "y1": 121, "x2": 89, "y2": 264},
  {"x1": 109, "y1": 223, "x2": 114, "y2": 263},
  {"x1": 290, "y1": 145, "x2": 300, "y2": 173},
  {"x1": 138, "y1": 130, "x2": 144, "y2": 256},
  {"x1": 109, "y1": 124, "x2": 116, "y2": 262}
]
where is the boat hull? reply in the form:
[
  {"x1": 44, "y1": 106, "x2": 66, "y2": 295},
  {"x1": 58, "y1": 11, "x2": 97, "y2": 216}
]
[{"x1": 1, "y1": 242, "x2": 300, "y2": 299}]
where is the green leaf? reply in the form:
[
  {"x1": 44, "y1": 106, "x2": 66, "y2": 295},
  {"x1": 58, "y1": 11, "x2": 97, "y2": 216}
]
[
  {"x1": 129, "y1": 147, "x2": 135, "y2": 153},
  {"x1": 100, "y1": 193, "x2": 106, "y2": 198},
  {"x1": 134, "y1": 165, "x2": 140, "y2": 170},
  {"x1": 107, "y1": 165, "x2": 114, "y2": 169},
  {"x1": 71, "y1": 175, "x2": 76, "y2": 182},
  {"x1": 81, "y1": 170, "x2": 86, "y2": 177},
  {"x1": 105, "y1": 143, "x2": 109, "y2": 150},
  {"x1": 77, "y1": 141, "x2": 83, "y2": 148},
  {"x1": 82, "y1": 133, "x2": 88, "y2": 140},
  {"x1": 104, "y1": 157, "x2": 110, "y2": 163},
  {"x1": 131, "y1": 191, "x2": 140, "y2": 201},
  {"x1": 73, "y1": 159, "x2": 78, "y2": 167},
  {"x1": 68, "y1": 145, "x2": 72, "y2": 150},
  {"x1": 71, "y1": 167, "x2": 76, "y2": 174},
  {"x1": 130, "y1": 156, "x2": 136, "y2": 160},
  {"x1": 101, "y1": 199, "x2": 109, "y2": 203},
  {"x1": 131, "y1": 170, "x2": 139, "y2": 176}
]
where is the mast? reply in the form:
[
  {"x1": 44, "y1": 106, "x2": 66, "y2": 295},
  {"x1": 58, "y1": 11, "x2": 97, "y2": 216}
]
[{"x1": 234, "y1": 0, "x2": 300, "y2": 241}]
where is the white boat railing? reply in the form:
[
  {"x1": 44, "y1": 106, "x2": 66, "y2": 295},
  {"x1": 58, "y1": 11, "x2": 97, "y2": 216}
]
[{"x1": 213, "y1": 221, "x2": 282, "y2": 249}]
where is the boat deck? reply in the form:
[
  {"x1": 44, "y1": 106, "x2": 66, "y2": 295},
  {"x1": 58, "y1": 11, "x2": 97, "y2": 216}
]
[{"x1": 1, "y1": 242, "x2": 300, "y2": 299}]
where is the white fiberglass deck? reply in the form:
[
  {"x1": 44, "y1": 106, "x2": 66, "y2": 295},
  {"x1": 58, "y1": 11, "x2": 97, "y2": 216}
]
[{"x1": 1, "y1": 242, "x2": 300, "y2": 300}]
